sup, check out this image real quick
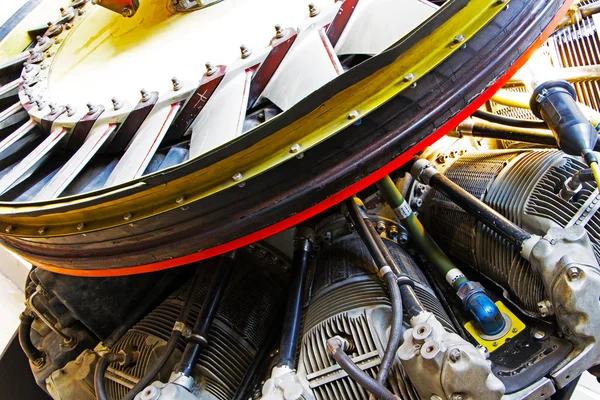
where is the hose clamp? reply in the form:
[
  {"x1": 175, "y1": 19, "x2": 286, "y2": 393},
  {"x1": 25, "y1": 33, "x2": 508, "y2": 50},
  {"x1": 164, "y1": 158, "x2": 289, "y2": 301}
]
[{"x1": 396, "y1": 275, "x2": 415, "y2": 287}]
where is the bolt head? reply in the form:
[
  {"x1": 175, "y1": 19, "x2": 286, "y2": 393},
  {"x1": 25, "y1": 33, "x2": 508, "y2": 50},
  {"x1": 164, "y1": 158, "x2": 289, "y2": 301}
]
[
  {"x1": 232, "y1": 173, "x2": 243, "y2": 181},
  {"x1": 533, "y1": 330, "x2": 545, "y2": 340},
  {"x1": 38, "y1": 227, "x2": 46, "y2": 235},
  {"x1": 86, "y1": 103, "x2": 95, "y2": 114},
  {"x1": 205, "y1": 62, "x2": 217, "y2": 76},
  {"x1": 449, "y1": 348, "x2": 461, "y2": 362},
  {"x1": 567, "y1": 267, "x2": 581, "y2": 281},
  {"x1": 175, "y1": 196, "x2": 185, "y2": 204},
  {"x1": 274, "y1": 24, "x2": 284, "y2": 38},
  {"x1": 111, "y1": 97, "x2": 123, "y2": 110},
  {"x1": 348, "y1": 110, "x2": 360, "y2": 120},
  {"x1": 308, "y1": 3, "x2": 320, "y2": 17},
  {"x1": 240, "y1": 44, "x2": 252, "y2": 59},
  {"x1": 140, "y1": 89, "x2": 150, "y2": 102},
  {"x1": 403, "y1": 73, "x2": 415, "y2": 82},
  {"x1": 76, "y1": 223, "x2": 85, "y2": 231},
  {"x1": 290, "y1": 144, "x2": 301, "y2": 153},
  {"x1": 123, "y1": 213, "x2": 132, "y2": 221},
  {"x1": 453, "y1": 34, "x2": 465, "y2": 44},
  {"x1": 5, "y1": 225, "x2": 14, "y2": 233},
  {"x1": 171, "y1": 77, "x2": 182, "y2": 91}
]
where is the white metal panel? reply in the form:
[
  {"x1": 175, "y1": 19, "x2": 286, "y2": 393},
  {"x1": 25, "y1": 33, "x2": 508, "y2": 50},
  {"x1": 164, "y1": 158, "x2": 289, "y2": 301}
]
[
  {"x1": 105, "y1": 104, "x2": 180, "y2": 186},
  {"x1": 260, "y1": 27, "x2": 343, "y2": 111},
  {"x1": 34, "y1": 124, "x2": 117, "y2": 200},
  {"x1": 0, "y1": 127, "x2": 68, "y2": 195},
  {"x1": 189, "y1": 69, "x2": 252, "y2": 158},
  {"x1": 334, "y1": 0, "x2": 438, "y2": 56}
]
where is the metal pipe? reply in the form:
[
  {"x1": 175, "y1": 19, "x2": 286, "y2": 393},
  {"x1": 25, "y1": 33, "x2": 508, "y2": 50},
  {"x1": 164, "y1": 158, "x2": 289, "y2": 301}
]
[
  {"x1": 28, "y1": 289, "x2": 73, "y2": 345},
  {"x1": 472, "y1": 109, "x2": 548, "y2": 130},
  {"x1": 456, "y1": 119, "x2": 559, "y2": 147},
  {"x1": 411, "y1": 159, "x2": 532, "y2": 248},
  {"x1": 278, "y1": 227, "x2": 314, "y2": 369},
  {"x1": 326, "y1": 336, "x2": 399, "y2": 400},
  {"x1": 175, "y1": 251, "x2": 237, "y2": 378},
  {"x1": 94, "y1": 352, "x2": 127, "y2": 400}
]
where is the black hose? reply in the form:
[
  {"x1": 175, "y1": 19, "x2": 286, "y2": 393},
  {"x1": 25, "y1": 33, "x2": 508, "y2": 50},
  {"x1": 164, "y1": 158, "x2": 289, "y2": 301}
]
[
  {"x1": 175, "y1": 252, "x2": 236, "y2": 377},
  {"x1": 278, "y1": 229, "x2": 313, "y2": 369},
  {"x1": 377, "y1": 272, "x2": 402, "y2": 385},
  {"x1": 18, "y1": 312, "x2": 44, "y2": 364},
  {"x1": 327, "y1": 337, "x2": 398, "y2": 400},
  {"x1": 346, "y1": 198, "x2": 411, "y2": 385},
  {"x1": 120, "y1": 266, "x2": 206, "y2": 400},
  {"x1": 473, "y1": 110, "x2": 548, "y2": 130},
  {"x1": 94, "y1": 352, "x2": 125, "y2": 400}
]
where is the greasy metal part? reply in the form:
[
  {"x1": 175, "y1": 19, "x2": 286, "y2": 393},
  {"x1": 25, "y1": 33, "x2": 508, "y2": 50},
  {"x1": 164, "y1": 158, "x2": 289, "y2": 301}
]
[
  {"x1": 92, "y1": 0, "x2": 140, "y2": 18},
  {"x1": 397, "y1": 311, "x2": 505, "y2": 400},
  {"x1": 523, "y1": 226, "x2": 600, "y2": 389},
  {"x1": 560, "y1": 168, "x2": 595, "y2": 201},
  {"x1": 261, "y1": 365, "x2": 315, "y2": 400},
  {"x1": 557, "y1": 2, "x2": 600, "y2": 29},
  {"x1": 28, "y1": 289, "x2": 74, "y2": 345}
]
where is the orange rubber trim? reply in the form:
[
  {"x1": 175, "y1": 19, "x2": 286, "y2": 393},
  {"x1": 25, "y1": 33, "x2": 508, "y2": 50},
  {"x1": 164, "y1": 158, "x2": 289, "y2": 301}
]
[{"x1": 36, "y1": 0, "x2": 574, "y2": 277}]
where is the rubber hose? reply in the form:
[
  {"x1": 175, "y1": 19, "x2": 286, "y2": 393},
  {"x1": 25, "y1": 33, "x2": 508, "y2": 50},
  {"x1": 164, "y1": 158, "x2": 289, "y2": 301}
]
[
  {"x1": 18, "y1": 313, "x2": 44, "y2": 363},
  {"x1": 473, "y1": 109, "x2": 548, "y2": 129},
  {"x1": 94, "y1": 352, "x2": 125, "y2": 400},
  {"x1": 327, "y1": 337, "x2": 398, "y2": 400},
  {"x1": 376, "y1": 272, "x2": 403, "y2": 385}
]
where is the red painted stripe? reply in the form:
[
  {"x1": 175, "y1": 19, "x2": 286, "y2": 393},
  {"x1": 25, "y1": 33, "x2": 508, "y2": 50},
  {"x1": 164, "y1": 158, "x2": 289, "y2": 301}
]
[
  {"x1": 36, "y1": 1, "x2": 573, "y2": 277},
  {"x1": 326, "y1": 0, "x2": 359, "y2": 48}
]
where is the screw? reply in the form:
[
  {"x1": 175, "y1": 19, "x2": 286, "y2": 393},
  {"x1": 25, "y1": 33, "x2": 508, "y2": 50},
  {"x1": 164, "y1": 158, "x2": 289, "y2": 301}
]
[
  {"x1": 175, "y1": 196, "x2": 185, "y2": 204},
  {"x1": 123, "y1": 213, "x2": 132, "y2": 221},
  {"x1": 38, "y1": 227, "x2": 46, "y2": 235},
  {"x1": 348, "y1": 110, "x2": 360, "y2": 119},
  {"x1": 65, "y1": 104, "x2": 76, "y2": 116},
  {"x1": 240, "y1": 44, "x2": 252, "y2": 59},
  {"x1": 512, "y1": 328, "x2": 518, "y2": 333},
  {"x1": 403, "y1": 73, "x2": 415, "y2": 82},
  {"x1": 77, "y1": 223, "x2": 85, "y2": 231},
  {"x1": 140, "y1": 89, "x2": 150, "y2": 102},
  {"x1": 205, "y1": 62, "x2": 217, "y2": 76},
  {"x1": 122, "y1": 7, "x2": 133, "y2": 17},
  {"x1": 308, "y1": 3, "x2": 320, "y2": 17},
  {"x1": 86, "y1": 102, "x2": 96, "y2": 115},
  {"x1": 453, "y1": 34, "x2": 465, "y2": 44},
  {"x1": 534, "y1": 330, "x2": 545, "y2": 340},
  {"x1": 232, "y1": 173, "x2": 243, "y2": 181},
  {"x1": 567, "y1": 267, "x2": 581, "y2": 281},
  {"x1": 492, "y1": 342, "x2": 498, "y2": 347},
  {"x1": 111, "y1": 97, "x2": 123, "y2": 110},
  {"x1": 171, "y1": 77, "x2": 182, "y2": 91},
  {"x1": 388, "y1": 225, "x2": 399, "y2": 238},
  {"x1": 290, "y1": 144, "x2": 301, "y2": 153},
  {"x1": 449, "y1": 349, "x2": 461, "y2": 362},
  {"x1": 5, "y1": 225, "x2": 14, "y2": 233},
  {"x1": 274, "y1": 24, "x2": 284, "y2": 38},
  {"x1": 376, "y1": 221, "x2": 386, "y2": 234}
]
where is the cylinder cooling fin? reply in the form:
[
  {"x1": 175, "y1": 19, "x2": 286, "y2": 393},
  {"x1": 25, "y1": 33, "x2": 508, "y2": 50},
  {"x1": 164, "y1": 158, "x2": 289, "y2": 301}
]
[
  {"x1": 419, "y1": 149, "x2": 600, "y2": 315},
  {"x1": 0, "y1": 0, "x2": 570, "y2": 275}
]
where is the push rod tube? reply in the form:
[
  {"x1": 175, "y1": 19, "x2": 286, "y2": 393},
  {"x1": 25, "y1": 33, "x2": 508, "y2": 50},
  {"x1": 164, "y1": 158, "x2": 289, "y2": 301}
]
[
  {"x1": 411, "y1": 158, "x2": 532, "y2": 249},
  {"x1": 278, "y1": 227, "x2": 314, "y2": 369},
  {"x1": 175, "y1": 251, "x2": 237, "y2": 378}
]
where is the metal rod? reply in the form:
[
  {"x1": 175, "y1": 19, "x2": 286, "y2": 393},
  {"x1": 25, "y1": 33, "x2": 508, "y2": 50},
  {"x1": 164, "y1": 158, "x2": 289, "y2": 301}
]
[
  {"x1": 28, "y1": 289, "x2": 73, "y2": 344},
  {"x1": 176, "y1": 251, "x2": 237, "y2": 377},
  {"x1": 411, "y1": 159, "x2": 532, "y2": 248},
  {"x1": 278, "y1": 227, "x2": 314, "y2": 369}
]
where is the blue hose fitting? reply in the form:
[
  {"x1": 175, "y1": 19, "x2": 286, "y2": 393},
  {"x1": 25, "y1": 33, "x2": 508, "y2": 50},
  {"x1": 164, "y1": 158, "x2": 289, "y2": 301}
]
[{"x1": 457, "y1": 281, "x2": 505, "y2": 336}]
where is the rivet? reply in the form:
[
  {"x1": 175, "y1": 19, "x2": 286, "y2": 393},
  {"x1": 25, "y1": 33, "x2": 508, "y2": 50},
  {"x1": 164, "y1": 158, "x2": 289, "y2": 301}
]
[
  {"x1": 176, "y1": 196, "x2": 185, "y2": 204},
  {"x1": 38, "y1": 227, "x2": 46, "y2": 235},
  {"x1": 123, "y1": 213, "x2": 132, "y2": 221},
  {"x1": 205, "y1": 62, "x2": 217, "y2": 76},
  {"x1": 76, "y1": 223, "x2": 85, "y2": 231},
  {"x1": 403, "y1": 73, "x2": 415, "y2": 82},
  {"x1": 111, "y1": 97, "x2": 123, "y2": 110},
  {"x1": 348, "y1": 110, "x2": 360, "y2": 119},
  {"x1": 232, "y1": 173, "x2": 243, "y2": 181},
  {"x1": 171, "y1": 77, "x2": 182, "y2": 91},
  {"x1": 140, "y1": 89, "x2": 150, "y2": 102},
  {"x1": 274, "y1": 24, "x2": 284, "y2": 38},
  {"x1": 5, "y1": 225, "x2": 14, "y2": 233},
  {"x1": 308, "y1": 3, "x2": 320, "y2": 17},
  {"x1": 453, "y1": 34, "x2": 465, "y2": 44},
  {"x1": 290, "y1": 144, "x2": 301, "y2": 153}
]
